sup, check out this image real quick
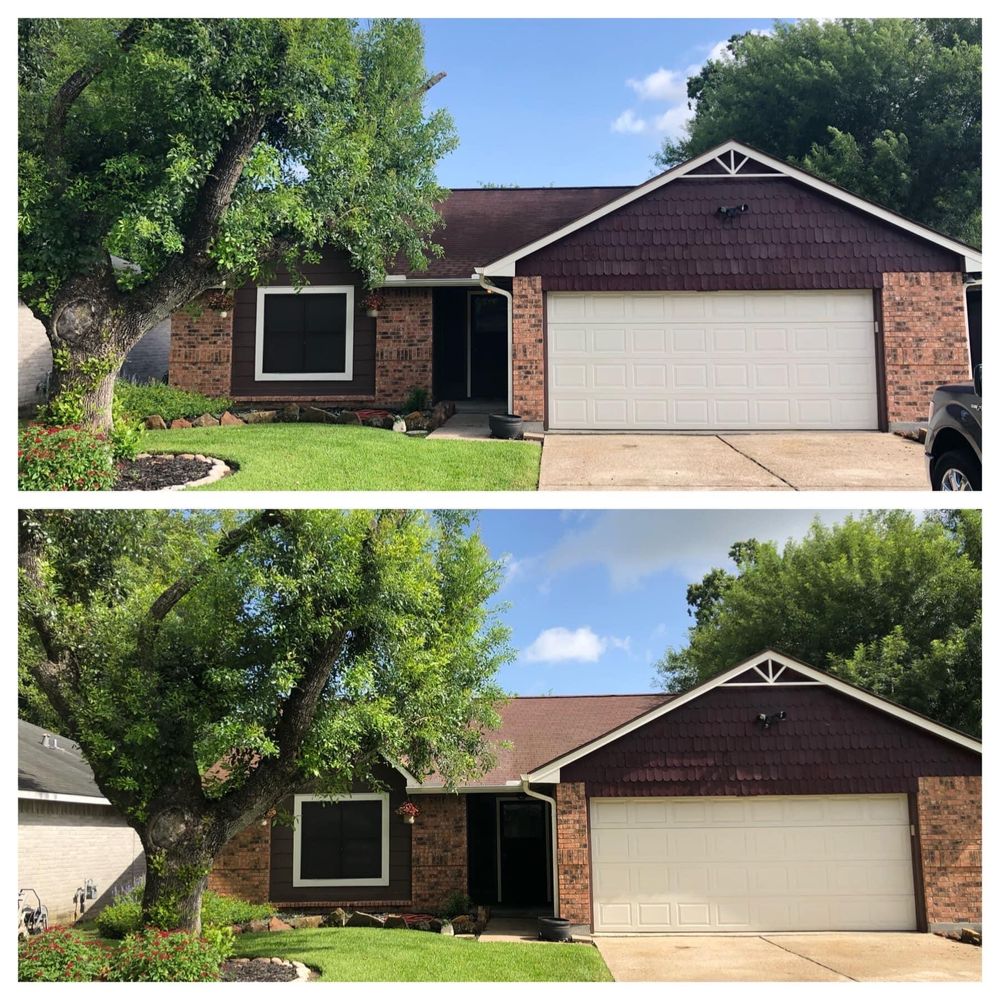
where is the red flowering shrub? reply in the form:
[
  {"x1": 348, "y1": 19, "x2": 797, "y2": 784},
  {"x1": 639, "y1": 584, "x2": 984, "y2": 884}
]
[
  {"x1": 107, "y1": 927, "x2": 222, "y2": 982},
  {"x1": 18, "y1": 424, "x2": 117, "y2": 491},
  {"x1": 18, "y1": 927, "x2": 111, "y2": 982}
]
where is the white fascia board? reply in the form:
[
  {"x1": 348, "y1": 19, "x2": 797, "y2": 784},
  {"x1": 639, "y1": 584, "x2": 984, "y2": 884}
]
[
  {"x1": 406, "y1": 782, "x2": 522, "y2": 795},
  {"x1": 479, "y1": 140, "x2": 982, "y2": 275},
  {"x1": 375, "y1": 277, "x2": 481, "y2": 287},
  {"x1": 526, "y1": 648, "x2": 981, "y2": 782},
  {"x1": 18, "y1": 789, "x2": 111, "y2": 806}
]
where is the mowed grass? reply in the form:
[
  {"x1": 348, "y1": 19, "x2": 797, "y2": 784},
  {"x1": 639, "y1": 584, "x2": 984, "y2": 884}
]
[
  {"x1": 233, "y1": 927, "x2": 613, "y2": 982},
  {"x1": 141, "y1": 424, "x2": 541, "y2": 491}
]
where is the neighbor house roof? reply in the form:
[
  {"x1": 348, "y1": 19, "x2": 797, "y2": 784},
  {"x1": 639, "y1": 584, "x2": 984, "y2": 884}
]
[
  {"x1": 388, "y1": 186, "x2": 630, "y2": 280},
  {"x1": 413, "y1": 693, "x2": 674, "y2": 789},
  {"x1": 18, "y1": 720, "x2": 109, "y2": 804}
]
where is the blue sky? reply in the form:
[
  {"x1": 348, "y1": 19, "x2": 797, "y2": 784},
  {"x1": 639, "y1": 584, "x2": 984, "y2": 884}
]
[
  {"x1": 474, "y1": 509, "x2": 863, "y2": 697},
  {"x1": 419, "y1": 18, "x2": 779, "y2": 187}
]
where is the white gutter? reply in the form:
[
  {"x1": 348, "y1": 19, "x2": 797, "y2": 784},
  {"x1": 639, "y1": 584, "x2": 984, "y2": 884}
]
[
  {"x1": 19, "y1": 789, "x2": 111, "y2": 806},
  {"x1": 520, "y1": 776, "x2": 560, "y2": 918},
  {"x1": 475, "y1": 270, "x2": 514, "y2": 415}
]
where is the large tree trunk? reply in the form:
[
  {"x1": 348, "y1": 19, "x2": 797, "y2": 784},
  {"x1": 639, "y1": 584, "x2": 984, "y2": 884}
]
[{"x1": 46, "y1": 336, "x2": 124, "y2": 433}]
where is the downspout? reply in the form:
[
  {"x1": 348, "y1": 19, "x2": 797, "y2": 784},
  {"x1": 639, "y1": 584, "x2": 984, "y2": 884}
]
[
  {"x1": 521, "y1": 776, "x2": 559, "y2": 918},
  {"x1": 475, "y1": 269, "x2": 514, "y2": 415}
]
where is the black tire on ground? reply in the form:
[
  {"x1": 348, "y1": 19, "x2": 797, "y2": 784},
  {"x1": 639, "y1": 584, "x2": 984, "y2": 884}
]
[{"x1": 931, "y1": 449, "x2": 981, "y2": 491}]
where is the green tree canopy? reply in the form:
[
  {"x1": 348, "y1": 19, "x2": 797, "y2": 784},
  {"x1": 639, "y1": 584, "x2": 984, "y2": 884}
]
[
  {"x1": 18, "y1": 18, "x2": 456, "y2": 429},
  {"x1": 655, "y1": 510, "x2": 981, "y2": 736},
  {"x1": 19, "y1": 509, "x2": 509, "y2": 930},
  {"x1": 657, "y1": 18, "x2": 981, "y2": 245}
]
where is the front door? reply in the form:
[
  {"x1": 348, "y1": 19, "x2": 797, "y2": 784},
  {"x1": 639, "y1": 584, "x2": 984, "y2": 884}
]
[
  {"x1": 469, "y1": 293, "x2": 508, "y2": 399},
  {"x1": 498, "y1": 799, "x2": 549, "y2": 906}
]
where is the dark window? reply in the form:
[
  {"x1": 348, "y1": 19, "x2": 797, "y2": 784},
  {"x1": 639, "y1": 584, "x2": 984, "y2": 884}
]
[
  {"x1": 262, "y1": 292, "x2": 348, "y2": 374},
  {"x1": 298, "y1": 799, "x2": 382, "y2": 882}
]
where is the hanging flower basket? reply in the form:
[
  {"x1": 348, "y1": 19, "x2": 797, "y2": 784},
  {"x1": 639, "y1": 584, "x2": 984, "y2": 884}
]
[
  {"x1": 363, "y1": 291, "x2": 384, "y2": 318},
  {"x1": 396, "y1": 800, "x2": 420, "y2": 825},
  {"x1": 205, "y1": 288, "x2": 234, "y2": 317}
]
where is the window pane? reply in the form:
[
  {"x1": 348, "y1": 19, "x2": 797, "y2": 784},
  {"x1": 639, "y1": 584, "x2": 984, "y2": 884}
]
[
  {"x1": 340, "y1": 801, "x2": 383, "y2": 879},
  {"x1": 298, "y1": 799, "x2": 383, "y2": 882},
  {"x1": 299, "y1": 801, "x2": 341, "y2": 880},
  {"x1": 262, "y1": 293, "x2": 348, "y2": 374}
]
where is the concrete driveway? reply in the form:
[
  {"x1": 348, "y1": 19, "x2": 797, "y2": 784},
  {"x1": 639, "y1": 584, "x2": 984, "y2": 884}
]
[
  {"x1": 538, "y1": 432, "x2": 926, "y2": 491},
  {"x1": 595, "y1": 933, "x2": 980, "y2": 982}
]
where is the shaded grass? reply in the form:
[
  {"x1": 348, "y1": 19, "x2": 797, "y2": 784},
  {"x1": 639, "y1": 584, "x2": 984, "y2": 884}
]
[
  {"x1": 141, "y1": 424, "x2": 541, "y2": 491},
  {"x1": 233, "y1": 927, "x2": 613, "y2": 982}
]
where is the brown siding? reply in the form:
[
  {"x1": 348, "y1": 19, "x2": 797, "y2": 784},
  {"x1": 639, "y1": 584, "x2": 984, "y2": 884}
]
[
  {"x1": 562, "y1": 684, "x2": 980, "y2": 797},
  {"x1": 269, "y1": 765, "x2": 411, "y2": 906},
  {"x1": 230, "y1": 252, "x2": 376, "y2": 399},
  {"x1": 518, "y1": 177, "x2": 963, "y2": 292}
]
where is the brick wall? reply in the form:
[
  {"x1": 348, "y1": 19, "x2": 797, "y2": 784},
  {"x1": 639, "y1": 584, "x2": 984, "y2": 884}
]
[
  {"x1": 881, "y1": 272, "x2": 971, "y2": 425},
  {"x1": 169, "y1": 294, "x2": 234, "y2": 397},
  {"x1": 512, "y1": 276, "x2": 544, "y2": 421},
  {"x1": 555, "y1": 782, "x2": 591, "y2": 927},
  {"x1": 208, "y1": 816, "x2": 272, "y2": 903},
  {"x1": 411, "y1": 795, "x2": 467, "y2": 911},
  {"x1": 375, "y1": 287, "x2": 433, "y2": 407},
  {"x1": 917, "y1": 775, "x2": 981, "y2": 930}
]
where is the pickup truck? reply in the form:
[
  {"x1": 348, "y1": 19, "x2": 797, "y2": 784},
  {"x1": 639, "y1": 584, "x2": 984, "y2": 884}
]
[{"x1": 925, "y1": 365, "x2": 982, "y2": 491}]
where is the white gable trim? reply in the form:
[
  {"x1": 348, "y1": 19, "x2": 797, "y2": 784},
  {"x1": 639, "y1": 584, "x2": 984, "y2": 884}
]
[
  {"x1": 479, "y1": 140, "x2": 982, "y2": 277},
  {"x1": 525, "y1": 649, "x2": 981, "y2": 782}
]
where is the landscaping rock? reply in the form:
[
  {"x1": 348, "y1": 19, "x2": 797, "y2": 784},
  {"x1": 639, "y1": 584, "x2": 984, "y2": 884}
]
[
  {"x1": 248, "y1": 918, "x2": 271, "y2": 933},
  {"x1": 961, "y1": 928, "x2": 982, "y2": 946},
  {"x1": 281, "y1": 403, "x2": 301, "y2": 422},
  {"x1": 322, "y1": 907, "x2": 349, "y2": 928},
  {"x1": 384, "y1": 915, "x2": 407, "y2": 929},
  {"x1": 300, "y1": 405, "x2": 334, "y2": 423},
  {"x1": 267, "y1": 916, "x2": 293, "y2": 932},
  {"x1": 347, "y1": 911, "x2": 386, "y2": 929},
  {"x1": 334, "y1": 410, "x2": 361, "y2": 425},
  {"x1": 451, "y1": 915, "x2": 475, "y2": 935},
  {"x1": 404, "y1": 410, "x2": 429, "y2": 431},
  {"x1": 245, "y1": 409, "x2": 278, "y2": 424},
  {"x1": 286, "y1": 915, "x2": 324, "y2": 929},
  {"x1": 439, "y1": 921, "x2": 454, "y2": 936},
  {"x1": 192, "y1": 412, "x2": 220, "y2": 428},
  {"x1": 170, "y1": 417, "x2": 193, "y2": 429},
  {"x1": 145, "y1": 414, "x2": 167, "y2": 430},
  {"x1": 392, "y1": 418, "x2": 407, "y2": 433},
  {"x1": 430, "y1": 402, "x2": 450, "y2": 428},
  {"x1": 220, "y1": 410, "x2": 245, "y2": 426}
]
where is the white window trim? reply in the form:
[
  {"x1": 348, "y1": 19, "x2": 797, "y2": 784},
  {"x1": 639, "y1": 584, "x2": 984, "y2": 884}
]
[
  {"x1": 291, "y1": 792, "x2": 389, "y2": 888},
  {"x1": 254, "y1": 285, "x2": 355, "y2": 382}
]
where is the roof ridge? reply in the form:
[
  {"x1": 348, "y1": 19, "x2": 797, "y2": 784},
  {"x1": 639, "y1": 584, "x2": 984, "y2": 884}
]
[{"x1": 509, "y1": 692, "x2": 674, "y2": 700}]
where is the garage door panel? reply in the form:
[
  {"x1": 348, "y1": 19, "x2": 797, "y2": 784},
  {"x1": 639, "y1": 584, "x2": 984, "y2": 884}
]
[
  {"x1": 590, "y1": 794, "x2": 916, "y2": 933},
  {"x1": 548, "y1": 290, "x2": 877, "y2": 430}
]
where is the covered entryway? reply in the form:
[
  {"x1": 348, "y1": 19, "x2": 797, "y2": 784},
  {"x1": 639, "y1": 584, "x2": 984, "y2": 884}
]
[
  {"x1": 546, "y1": 290, "x2": 878, "y2": 430},
  {"x1": 433, "y1": 287, "x2": 509, "y2": 403},
  {"x1": 589, "y1": 794, "x2": 917, "y2": 933}
]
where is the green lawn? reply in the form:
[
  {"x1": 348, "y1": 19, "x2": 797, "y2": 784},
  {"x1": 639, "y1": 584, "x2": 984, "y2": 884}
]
[
  {"x1": 233, "y1": 927, "x2": 613, "y2": 982},
  {"x1": 141, "y1": 424, "x2": 540, "y2": 491}
]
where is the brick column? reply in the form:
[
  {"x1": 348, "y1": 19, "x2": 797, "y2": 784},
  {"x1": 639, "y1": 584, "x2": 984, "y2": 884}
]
[
  {"x1": 555, "y1": 782, "x2": 591, "y2": 928},
  {"x1": 375, "y1": 288, "x2": 433, "y2": 407},
  {"x1": 881, "y1": 272, "x2": 970, "y2": 426},
  {"x1": 512, "y1": 276, "x2": 544, "y2": 422},
  {"x1": 410, "y1": 795, "x2": 467, "y2": 911},
  {"x1": 169, "y1": 294, "x2": 233, "y2": 396},
  {"x1": 917, "y1": 775, "x2": 981, "y2": 931},
  {"x1": 208, "y1": 815, "x2": 272, "y2": 903}
]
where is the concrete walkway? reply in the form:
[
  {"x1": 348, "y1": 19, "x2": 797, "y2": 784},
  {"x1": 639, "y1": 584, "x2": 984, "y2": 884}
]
[
  {"x1": 539, "y1": 431, "x2": 926, "y2": 490},
  {"x1": 427, "y1": 411, "x2": 492, "y2": 440},
  {"x1": 479, "y1": 917, "x2": 544, "y2": 943},
  {"x1": 595, "y1": 933, "x2": 981, "y2": 982}
]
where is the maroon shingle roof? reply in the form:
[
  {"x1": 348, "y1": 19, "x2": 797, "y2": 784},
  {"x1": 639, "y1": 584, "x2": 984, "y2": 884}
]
[
  {"x1": 394, "y1": 186, "x2": 631, "y2": 279},
  {"x1": 420, "y1": 693, "x2": 673, "y2": 787}
]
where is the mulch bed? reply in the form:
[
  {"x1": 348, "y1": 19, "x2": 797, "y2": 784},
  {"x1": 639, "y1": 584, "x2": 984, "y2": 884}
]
[
  {"x1": 221, "y1": 959, "x2": 298, "y2": 983},
  {"x1": 113, "y1": 455, "x2": 214, "y2": 491}
]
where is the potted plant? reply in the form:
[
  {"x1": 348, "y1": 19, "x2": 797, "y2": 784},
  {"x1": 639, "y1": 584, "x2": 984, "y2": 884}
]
[
  {"x1": 396, "y1": 801, "x2": 420, "y2": 825},
  {"x1": 489, "y1": 413, "x2": 524, "y2": 440},
  {"x1": 363, "y1": 291, "x2": 383, "y2": 318}
]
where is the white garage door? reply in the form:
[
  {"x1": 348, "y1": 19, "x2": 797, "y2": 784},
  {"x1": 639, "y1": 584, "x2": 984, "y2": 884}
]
[
  {"x1": 590, "y1": 795, "x2": 916, "y2": 933},
  {"x1": 547, "y1": 290, "x2": 878, "y2": 430}
]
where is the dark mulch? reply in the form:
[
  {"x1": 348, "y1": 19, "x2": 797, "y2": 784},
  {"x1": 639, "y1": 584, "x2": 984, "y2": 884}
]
[
  {"x1": 114, "y1": 455, "x2": 213, "y2": 491},
  {"x1": 221, "y1": 959, "x2": 298, "y2": 983}
]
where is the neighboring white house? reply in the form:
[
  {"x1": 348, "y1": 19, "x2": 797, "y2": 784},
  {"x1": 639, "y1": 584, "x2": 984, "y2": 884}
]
[
  {"x1": 18, "y1": 720, "x2": 145, "y2": 924},
  {"x1": 18, "y1": 304, "x2": 170, "y2": 413}
]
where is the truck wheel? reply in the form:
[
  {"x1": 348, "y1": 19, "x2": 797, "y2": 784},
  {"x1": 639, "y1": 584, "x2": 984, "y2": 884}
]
[{"x1": 932, "y1": 449, "x2": 981, "y2": 491}]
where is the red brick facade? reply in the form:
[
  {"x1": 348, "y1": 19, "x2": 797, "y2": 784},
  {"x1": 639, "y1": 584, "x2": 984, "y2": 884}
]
[
  {"x1": 209, "y1": 816, "x2": 271, "y2": 903},
  {"x1": 169, "y1": 294, "x2": 234, "y2": 397},
  {"x1": 555, "y1": 782, "x2": 591, "y2": 927},
  {"x1": 512, "y1": 276, "x2": 545, "y2": 421},
  {"x1": 917, "y1": 775, "x2": 982, "y2": 930},
  {"x1": 410, "y1": 795, "x2": 467, "y2": 912},
  {"x1": 881, "y1": 271, "x2": 971, "y2": 425},
  {"x1": 374, "y1": 287, "x2": 433, "y2": 407}
]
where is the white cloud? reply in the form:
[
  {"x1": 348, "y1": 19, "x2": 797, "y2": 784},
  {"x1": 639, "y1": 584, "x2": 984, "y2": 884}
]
[
  {"x1": 627, "y1": 66, "x2": 689, "y2": 104},
  {"x1": 522, "y1": 626, "x2": 632, "y2": 664},
  {"x1": 611, "y1": 109, "x2": 647, "y2": 134}
]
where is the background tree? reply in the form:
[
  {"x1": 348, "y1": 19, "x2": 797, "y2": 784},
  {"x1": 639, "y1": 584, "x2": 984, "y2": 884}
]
[
  {"x1": 657, "y1": 18, "x2": 981, "y2": 245},
  {"x1": 19, "y1": 509, "x2": 510, "y2": 932},
  {"x1": 655, "y1": 510, "x2": 981, "y2": 735},
  {"x1": 18, "y1": 18, "x2": 456, "y2": 431}
]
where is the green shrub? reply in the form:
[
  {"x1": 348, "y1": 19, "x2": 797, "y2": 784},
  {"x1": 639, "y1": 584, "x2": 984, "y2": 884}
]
[
  {"x1": 114, "y1": 379, "x2": 233, "y2": 423},
  {"x1": 18, "y1": 424, "x2": 118, "y2": 491},
  {"x1": 402, "y1": 385, "x2": 429, "y2": 412},
  {"x1": 201, "y1": 891, "x2": 276, "y2": 928},
  {"x1": 107, "y1": 928, "x2": 220, "y2": 982},
  {"x1": 439, "y1": 890, "x2": 473, "y2": 920},
  {"x1": 110, "y1": 394, "x2": 143, "y2": 460},
  {"x1": 18, "y1": 928, "x2": 111, "y2": 982},
  {"x1": 95, "y1": 889, "x2": 142, "y2": 940}
]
